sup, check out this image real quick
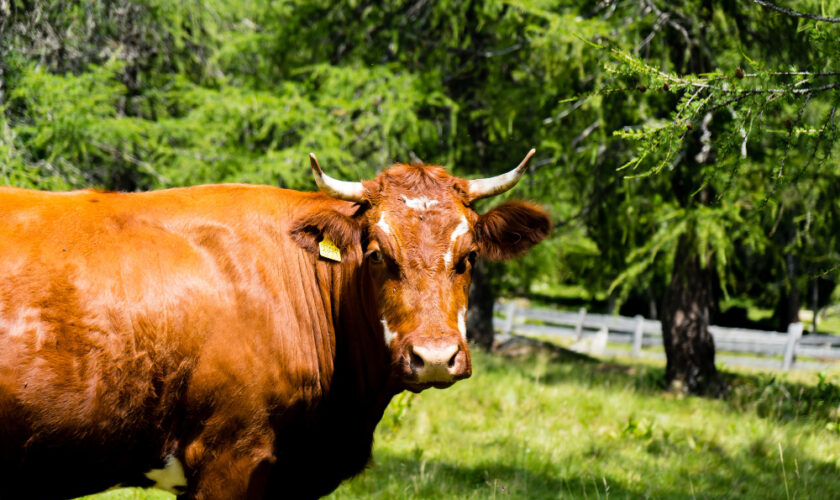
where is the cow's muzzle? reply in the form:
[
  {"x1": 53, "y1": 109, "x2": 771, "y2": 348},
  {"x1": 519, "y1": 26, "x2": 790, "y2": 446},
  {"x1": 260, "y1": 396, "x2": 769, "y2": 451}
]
[{"x1": 401, "y1": 336, "x2": 471, "y2": 390}]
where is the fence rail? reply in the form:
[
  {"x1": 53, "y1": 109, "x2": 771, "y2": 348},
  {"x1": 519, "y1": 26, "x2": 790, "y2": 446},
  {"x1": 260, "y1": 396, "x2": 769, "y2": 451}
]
[{"x1": 492, "y1": 303, "x2": 840, "y2": 371}]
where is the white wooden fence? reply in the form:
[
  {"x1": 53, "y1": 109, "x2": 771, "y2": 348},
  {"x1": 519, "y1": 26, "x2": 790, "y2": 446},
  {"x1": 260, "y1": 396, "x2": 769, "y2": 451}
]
[{"x1": 492, "y1": 303, "x2": 840, "y2": 371}]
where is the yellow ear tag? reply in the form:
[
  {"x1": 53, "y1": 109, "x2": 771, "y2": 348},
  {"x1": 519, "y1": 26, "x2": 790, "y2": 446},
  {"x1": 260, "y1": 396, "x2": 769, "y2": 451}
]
[{"x1": 318, "y1": 234, "x2": 342, "y2": 262}]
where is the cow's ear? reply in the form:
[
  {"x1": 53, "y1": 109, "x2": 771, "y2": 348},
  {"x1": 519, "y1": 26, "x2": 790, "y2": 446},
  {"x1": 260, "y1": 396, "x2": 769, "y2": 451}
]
[
  {"x1": 475, "y1": 201, "x2": 550, "y2": 261},
  {"x1": 290, "y1": 209, "x2": 361, "y2": 258}
]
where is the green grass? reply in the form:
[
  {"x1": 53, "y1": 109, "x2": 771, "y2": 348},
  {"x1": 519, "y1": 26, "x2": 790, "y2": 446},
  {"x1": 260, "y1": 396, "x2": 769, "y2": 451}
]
[
  {"x1": 82, "y1": 351, "x2": 840, "y2": 499},
  {"x1": 81, "y1": 491, "x2": 170, "y2": 500},
  {"x1": 809, "y1": 312, "x2": 840, "y2": 336}
]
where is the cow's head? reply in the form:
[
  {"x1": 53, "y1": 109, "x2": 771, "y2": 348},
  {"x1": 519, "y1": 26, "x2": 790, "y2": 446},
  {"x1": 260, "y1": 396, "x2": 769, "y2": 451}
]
[{"x1": 292, "y1": 150, "x2": 550, "y2": 392}]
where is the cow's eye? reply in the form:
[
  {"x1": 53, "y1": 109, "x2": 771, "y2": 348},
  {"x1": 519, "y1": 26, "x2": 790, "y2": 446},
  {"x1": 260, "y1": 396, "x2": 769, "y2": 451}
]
[
  {"x1": 467, "y1": 250, "x2": 478, "y2": 265},
  {"x1": 455, "y1": 251, "x2": 477, "y2": 274},
  {"x1": 369, "y1": 250, "x2": 384, "y2": 263}
]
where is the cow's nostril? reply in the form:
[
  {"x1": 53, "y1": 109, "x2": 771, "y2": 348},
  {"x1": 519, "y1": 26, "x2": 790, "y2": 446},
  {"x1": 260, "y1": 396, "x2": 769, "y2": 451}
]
[
  {"x1": 448, "y1": 349, "x2": 458, "y2": 368},
  {"x1": 409, "y1": 347, "x2": 424, "y2": 370}
]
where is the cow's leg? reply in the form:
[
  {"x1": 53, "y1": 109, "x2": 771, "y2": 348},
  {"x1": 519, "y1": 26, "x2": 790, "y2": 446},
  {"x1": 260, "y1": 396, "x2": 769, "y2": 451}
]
[{"x1": 182, "y1": 431, "x2": 276, "y2": 500}]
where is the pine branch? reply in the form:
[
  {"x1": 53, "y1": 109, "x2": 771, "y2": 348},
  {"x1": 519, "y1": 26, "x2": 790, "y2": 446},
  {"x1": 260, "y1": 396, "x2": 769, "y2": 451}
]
[
  {"x1": 792, "y1": 106, "x2": 836, "y2": 186},
  {"x1": 611, "y1": 49, "x2": 840, "y2": 96},
  {"x1": 403, "y1": 32, "x2": 527, "y2": 59},
  {"x1": 741, "y1": 71, "x2": 840, "y2": 78},
  {"x1": 753, "y1": 0, "x2": 840, "y2": 23},
  {"x1": 775, "y1": 93, "x2": 812, "y2": 180},
  {"x1": 759, "y1": 93, "x2": 813, "y2": 210}
]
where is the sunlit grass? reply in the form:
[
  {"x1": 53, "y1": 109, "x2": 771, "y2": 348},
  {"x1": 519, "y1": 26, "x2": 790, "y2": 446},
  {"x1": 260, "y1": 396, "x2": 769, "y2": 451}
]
[
  {"x1": 807, "y1": 312, "x2": 840, "y2": 336},
  {"x1": 82, "y1": 350, "x2": 840, "y2": 499},
  {"x1": 328, "y1": 352, "x2": 840, "y2": 499},
  {"x1": 80, "y1": 489, "x2": 170, "y2": 500}
]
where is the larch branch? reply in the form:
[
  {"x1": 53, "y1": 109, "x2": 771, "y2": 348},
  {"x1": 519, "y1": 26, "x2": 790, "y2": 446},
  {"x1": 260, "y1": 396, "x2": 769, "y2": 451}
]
[{"x1": 753, "y1": 0, "x2": 840, "y2": 23}]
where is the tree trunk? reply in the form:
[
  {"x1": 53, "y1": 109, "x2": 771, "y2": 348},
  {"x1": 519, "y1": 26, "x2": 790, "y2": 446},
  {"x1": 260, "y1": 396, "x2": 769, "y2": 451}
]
[
  {"x1": 811, "y1": 278, "x2": 819, "y2": 335},
  {"x1": 661, "y1": 234, "x2": 727, "y2": 396},
  {"x1": 774, "y1": 252, "x2": 801, "y2": 332},
  {"x1": 466, "y1": 261, "x2": 496, "y2": 350}
]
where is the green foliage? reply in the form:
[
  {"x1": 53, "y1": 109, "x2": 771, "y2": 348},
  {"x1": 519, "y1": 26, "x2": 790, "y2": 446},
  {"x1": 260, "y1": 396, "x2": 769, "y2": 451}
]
[
  {"x1": 1, "y1": 1, "x2": 458, "y2": 191},
  {"x1": 3, "y1": 58, "x2": 157, "y2": 189},
  {"x1": 587, "y1": 1, "x2": 840, "y2": 312},
  {"x1": 505, "y1": 0, "x2": 840, "y2": 315},
  {"x1": 610, "y1": 201, "x2": 766, "y2": 304},
  {"x1": 377, "y1": 391, "x2": 416, "y2": 435}
]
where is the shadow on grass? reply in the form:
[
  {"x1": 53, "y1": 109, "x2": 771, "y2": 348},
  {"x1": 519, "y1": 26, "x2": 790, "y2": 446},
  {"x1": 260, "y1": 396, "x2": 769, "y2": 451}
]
[
  {"x1": 345, "y1": 442, "x2": 840, "y2": 499},
  {"x1": 350, "y1": 451, "x2": 632, "y2": 499},
  {"x1": 488, "y1": 342, "x2": 666, "y2": 394},
  {"x1": 487, "y1": 342, "x2": 840, "y2": 427},
  {"x1": 723, "y1": 369, "x2": 840, "y2": 424}
]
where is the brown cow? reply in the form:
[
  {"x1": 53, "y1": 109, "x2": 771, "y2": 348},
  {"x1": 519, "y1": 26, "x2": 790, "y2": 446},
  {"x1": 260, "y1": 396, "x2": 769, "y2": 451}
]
[{"x1": 0, "y1": 151, "x2": 549, "y2": 499}]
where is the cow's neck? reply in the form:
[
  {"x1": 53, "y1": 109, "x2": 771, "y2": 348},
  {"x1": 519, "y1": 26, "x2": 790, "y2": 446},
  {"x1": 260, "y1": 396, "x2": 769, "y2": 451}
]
[{"x1": 329, "y1": 253, "x2": 398, "y2": 423}]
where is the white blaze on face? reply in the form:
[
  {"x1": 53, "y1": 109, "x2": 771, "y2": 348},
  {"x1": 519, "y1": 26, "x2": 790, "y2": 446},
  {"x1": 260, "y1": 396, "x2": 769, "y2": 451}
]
[
  {"x1": 443, "y1": 216, "x2": 470, "y2": 267},
  {"x1": 377, "y1": 212, "x2": 391, "y2": 235},
  {"x1": 401, "y1": 195, "x2": 439, "y2": 211},
  {"x1": 144, "y1": 455, "x2": 187, "y2": 495},
  {"x1": 457, "y1": 307, "x2": 467, "y2": 340},
  {"x1": 381, "y1": 318, "x2": 396, "y2": 346}
]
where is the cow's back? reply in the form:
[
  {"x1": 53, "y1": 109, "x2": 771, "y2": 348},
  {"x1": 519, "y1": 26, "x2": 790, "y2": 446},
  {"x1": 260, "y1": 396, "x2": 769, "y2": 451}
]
[{"x1": 0, "y1": 185, "x2": 337, "y2": 497}]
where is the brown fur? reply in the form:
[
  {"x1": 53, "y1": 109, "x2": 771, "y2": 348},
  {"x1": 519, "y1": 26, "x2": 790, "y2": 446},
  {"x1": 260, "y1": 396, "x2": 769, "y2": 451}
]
[
  {"x1": 476, "y1": 201, "x2": 552, "y2": 260},
  {"x1": 0, "y1": 163, "x2": 549, "y2": 499}
]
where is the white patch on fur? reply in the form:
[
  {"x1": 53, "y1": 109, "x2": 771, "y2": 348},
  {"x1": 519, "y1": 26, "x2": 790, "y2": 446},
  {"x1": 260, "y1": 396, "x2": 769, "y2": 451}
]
[
  {"x1": 144, "y1": 455, "x2": 187, "y2": 495},
  {"x1": 381, "y1": 318, "x2": 395, "y2": 346},
  {"x1": 0, "y1": 307, "x2": 46, "y2": 345},
  {"x1": 377, "y1": 213, "x2": 391, "y2": 235},
  {"x1": 401, "y1": 195, "x2": 439, "y2": 211},
  {"x1": 444, "y1": 216, "x2": 470, "y2": 267},
  {"x1": 457, "y1": 307, "x2": 467, "y2": 340},
  {"x1": 450, "y1": 217, "x2": 470, "y2": 241}
]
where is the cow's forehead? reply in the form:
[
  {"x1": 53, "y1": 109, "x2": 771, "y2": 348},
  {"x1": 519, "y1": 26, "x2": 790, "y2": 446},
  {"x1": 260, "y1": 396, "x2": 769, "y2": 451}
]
[
  {"x1": 375, "y1": 187, "x2": 465, "y2": 215},
  {"x1": 368, "y1": 190, "x2": 470, "y2": 236},
  {"x1": 364, "y1": 164, "x2": 475, "y2": 246},
  {"x1": 364, "y1": 164, "x2": 470, "y2": 207}
]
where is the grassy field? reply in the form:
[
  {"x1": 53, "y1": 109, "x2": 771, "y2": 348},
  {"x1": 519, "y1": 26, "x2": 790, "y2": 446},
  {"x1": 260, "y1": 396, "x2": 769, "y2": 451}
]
[{"x1": 82, "y1": 349, "x2": 840, "y2": 499}]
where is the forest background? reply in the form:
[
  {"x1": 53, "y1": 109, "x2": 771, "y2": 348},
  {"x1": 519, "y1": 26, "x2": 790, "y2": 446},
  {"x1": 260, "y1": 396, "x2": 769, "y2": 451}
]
[{"x1": 2, "y1": 0, "x2": 839, "y2": 396}]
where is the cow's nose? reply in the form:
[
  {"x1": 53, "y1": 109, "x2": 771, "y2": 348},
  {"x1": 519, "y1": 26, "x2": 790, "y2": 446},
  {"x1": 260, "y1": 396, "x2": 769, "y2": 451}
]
[{"x1": 407, "y1": 340, "x2": 469, "y2": 383}]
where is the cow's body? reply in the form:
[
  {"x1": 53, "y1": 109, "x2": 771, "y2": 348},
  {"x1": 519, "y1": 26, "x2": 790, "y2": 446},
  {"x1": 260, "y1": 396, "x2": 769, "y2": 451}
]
[
  {"x1": 0, "y1": 155, "x2": 549, "y2": 499},
  {"x1": 0, "y1": 185, "x2": 390, "y2": 498}
]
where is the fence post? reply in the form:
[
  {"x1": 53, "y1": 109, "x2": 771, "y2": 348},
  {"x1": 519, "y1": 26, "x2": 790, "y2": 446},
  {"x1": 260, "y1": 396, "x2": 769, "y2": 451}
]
[
  {"x1": 632, "y1": 315, "x2": 644, "y2": 357},
  {"x1": 573, "y1": 307, "x2": 587, "y2": 341},
  {"x1": 502, "y1": 302, "x2": 517, "y2": 336},
  {"x1": 783, "y1": 322, "x2": 803, "y2": 371}
]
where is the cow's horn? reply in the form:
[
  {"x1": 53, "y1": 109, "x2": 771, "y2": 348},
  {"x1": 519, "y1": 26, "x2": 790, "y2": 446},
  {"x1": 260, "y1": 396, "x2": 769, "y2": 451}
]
[
  {"x1": 309, "y1": 153, "x2": 365, "y2": 202},
  {"x1": 467, "y1": 149, "x2": 536, "y2": 202}
]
